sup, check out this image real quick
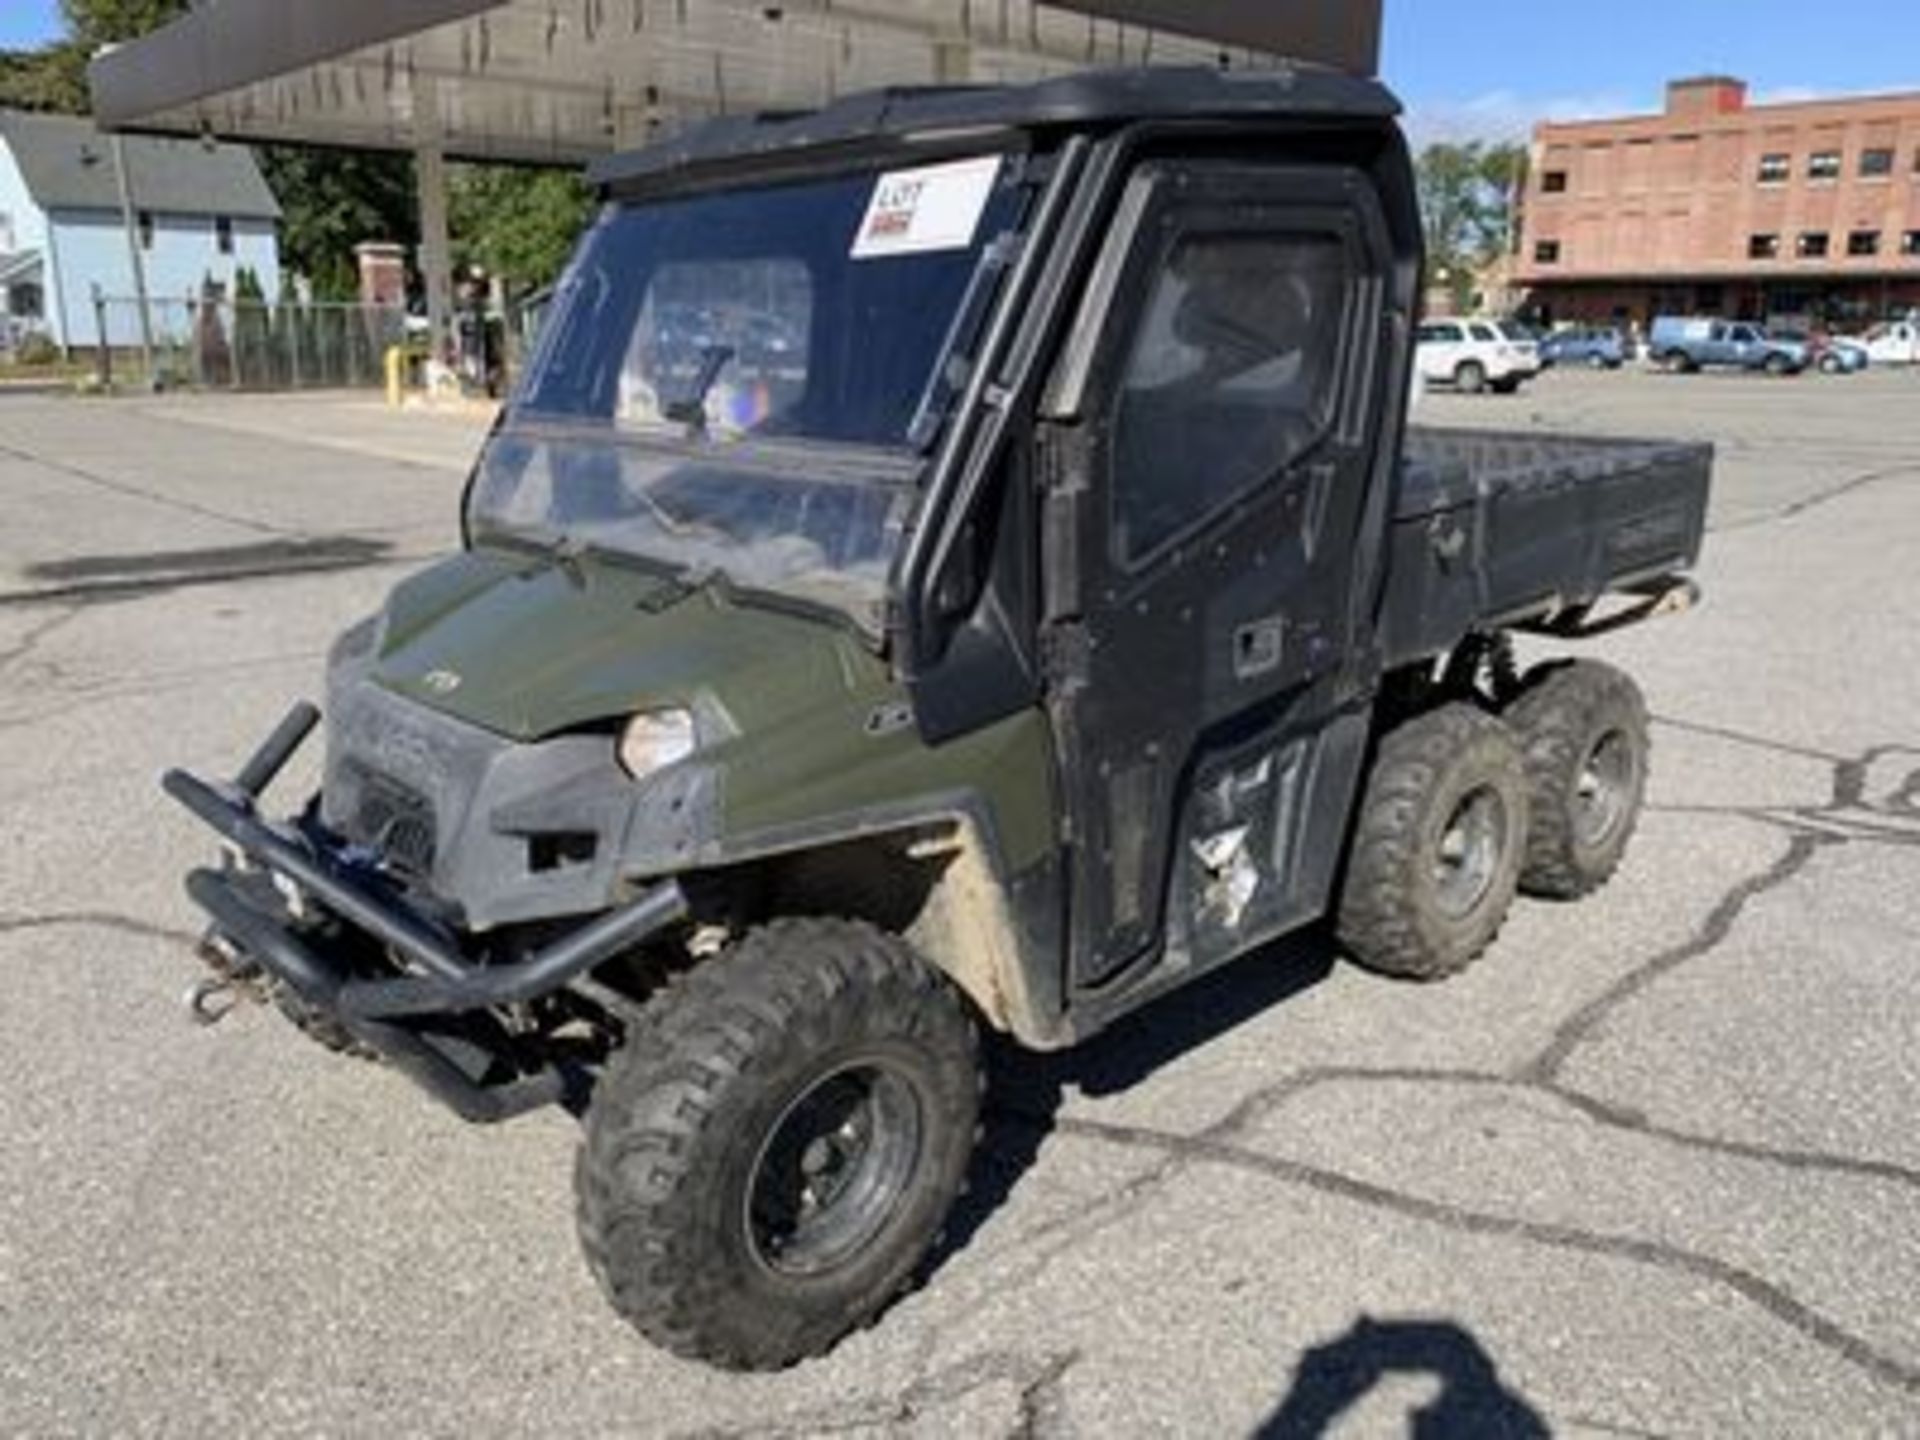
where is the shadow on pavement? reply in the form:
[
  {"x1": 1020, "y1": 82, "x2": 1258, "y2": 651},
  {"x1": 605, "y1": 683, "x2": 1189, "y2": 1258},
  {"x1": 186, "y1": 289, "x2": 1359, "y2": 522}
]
[
  {"x1": 1258, "y1": 1316, "x2": 1550, "y2": 1439},
  {"x1": 28, "y1": 535, "x2": 391, "y2": 582},
  {"x1": 934, "y1": 928, "x2": 1337, "y2": 1264}
]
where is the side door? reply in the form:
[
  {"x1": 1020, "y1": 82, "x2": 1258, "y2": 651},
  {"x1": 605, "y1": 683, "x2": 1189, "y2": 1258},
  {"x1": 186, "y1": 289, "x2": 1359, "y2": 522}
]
[{"x1": 1038, "y1": 160, "x2": 1397, "y2": 990}]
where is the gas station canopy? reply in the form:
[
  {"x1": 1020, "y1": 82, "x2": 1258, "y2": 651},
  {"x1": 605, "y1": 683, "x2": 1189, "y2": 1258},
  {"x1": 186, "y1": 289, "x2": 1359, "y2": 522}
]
[
  {"x1": 86, "y1": 0, "x2": 1379, "y2": 351},
  {"x1": 89, "y1": 0, "x2": 1381, "y2": 164}
]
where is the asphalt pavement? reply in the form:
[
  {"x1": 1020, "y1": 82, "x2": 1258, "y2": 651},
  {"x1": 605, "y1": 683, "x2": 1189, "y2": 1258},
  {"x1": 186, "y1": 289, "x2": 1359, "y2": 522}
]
[{"x1": 1, "y1": 368, "x2": 1917, "y2": 1436}]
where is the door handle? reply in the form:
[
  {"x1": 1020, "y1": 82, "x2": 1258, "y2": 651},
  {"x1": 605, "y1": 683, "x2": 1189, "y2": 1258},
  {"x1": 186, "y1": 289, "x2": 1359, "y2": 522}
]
[{"x1": 1233, "y1": 617, "x2": 1285, "y2": 680}]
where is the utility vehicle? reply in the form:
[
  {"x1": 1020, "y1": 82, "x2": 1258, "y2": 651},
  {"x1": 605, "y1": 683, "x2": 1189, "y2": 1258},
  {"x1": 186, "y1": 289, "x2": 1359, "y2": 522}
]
[{"x1": 165, "y1": 66, "x2": 1711, "y2": 1372}]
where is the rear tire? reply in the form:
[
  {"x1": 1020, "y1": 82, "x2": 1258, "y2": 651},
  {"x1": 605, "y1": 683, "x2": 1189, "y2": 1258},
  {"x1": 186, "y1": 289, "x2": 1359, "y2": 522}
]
[
  {"x1": 1338, "y1": 704, "x2": 1528, "y2": 981},
  {"x1": 1505, "y1": 661, "x2": 1650, "y2": 899},
  {"x1": 1456, "y1": 360, "x2": 1488, "y2": 394},
  {"x1": 575, "y1": 918, "x2": 980, "y2": 1371}
]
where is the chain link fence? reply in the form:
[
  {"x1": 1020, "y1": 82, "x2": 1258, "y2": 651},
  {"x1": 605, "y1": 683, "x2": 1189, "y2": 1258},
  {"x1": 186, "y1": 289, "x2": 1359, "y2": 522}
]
[{"x1": 89, "y1": 294, "x2": 411, "y2": 393}]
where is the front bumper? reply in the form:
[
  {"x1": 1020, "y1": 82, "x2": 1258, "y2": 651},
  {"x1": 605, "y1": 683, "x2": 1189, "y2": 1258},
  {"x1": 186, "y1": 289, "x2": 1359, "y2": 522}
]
[{"x1": 163, "y1": 703, "x2": 687, "y2": 1123}]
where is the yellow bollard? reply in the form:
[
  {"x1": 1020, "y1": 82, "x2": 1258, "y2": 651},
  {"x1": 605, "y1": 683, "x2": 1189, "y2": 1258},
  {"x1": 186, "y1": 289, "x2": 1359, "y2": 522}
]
[{"x1": 384, "y1": 345, "x2": 405, "y2": 408}]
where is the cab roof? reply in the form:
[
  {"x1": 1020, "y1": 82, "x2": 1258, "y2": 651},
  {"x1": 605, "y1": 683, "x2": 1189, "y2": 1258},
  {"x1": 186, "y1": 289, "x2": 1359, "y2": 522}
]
[{"x1": 589, "y1": 64, "x2": 1400, "y2": 195}]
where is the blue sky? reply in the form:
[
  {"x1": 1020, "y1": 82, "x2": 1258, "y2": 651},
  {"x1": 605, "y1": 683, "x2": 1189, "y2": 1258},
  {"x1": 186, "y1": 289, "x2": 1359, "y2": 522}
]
[
  {"x1": 3, "y1": 0, "x2": 1915, "y2": 144},
  {"x1": 0, "y1": 0, "x2": 60, "y2": 51},
  {"x1": 1384, "y1": 0, "x2": 1920, "y2": 143}
]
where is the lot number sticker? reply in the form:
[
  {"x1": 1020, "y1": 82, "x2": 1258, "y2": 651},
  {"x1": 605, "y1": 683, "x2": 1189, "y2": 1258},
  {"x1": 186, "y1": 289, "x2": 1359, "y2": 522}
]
[{"x1": 852, "y1": 156, "x2": 1002, "y2": 259}]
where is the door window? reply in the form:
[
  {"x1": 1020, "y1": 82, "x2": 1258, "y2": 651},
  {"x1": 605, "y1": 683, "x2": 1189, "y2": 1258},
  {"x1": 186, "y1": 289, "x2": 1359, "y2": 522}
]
[{"x1": 1111, "y1": 232, "x2": 1349, "y2": 566}]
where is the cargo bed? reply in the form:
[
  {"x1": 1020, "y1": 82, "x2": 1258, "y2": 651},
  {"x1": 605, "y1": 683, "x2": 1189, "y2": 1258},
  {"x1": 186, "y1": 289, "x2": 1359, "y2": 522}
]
[{"x1": 1382, "y1": 428, "x2": 1713, "y2": 665}]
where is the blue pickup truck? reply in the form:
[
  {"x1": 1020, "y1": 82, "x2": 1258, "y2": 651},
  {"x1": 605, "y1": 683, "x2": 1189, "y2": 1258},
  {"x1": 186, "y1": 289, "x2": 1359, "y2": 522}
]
[{"x1": 1649, "y1": 317, "x2": 1808, "y2": 375}]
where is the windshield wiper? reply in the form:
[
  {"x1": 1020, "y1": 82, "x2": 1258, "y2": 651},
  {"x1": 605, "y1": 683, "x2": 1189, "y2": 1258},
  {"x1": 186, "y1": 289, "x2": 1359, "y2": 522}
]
[{"x1": 662, "y1": 345, "x2": 737, "y2": 437}]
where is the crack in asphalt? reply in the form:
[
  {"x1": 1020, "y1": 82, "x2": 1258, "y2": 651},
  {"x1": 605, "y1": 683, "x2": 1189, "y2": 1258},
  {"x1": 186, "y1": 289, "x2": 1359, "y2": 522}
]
[
  {"x1": 1519, "y1": 831, "x2": 1825, "y2": 1083},
  {"x1": 0, "y1": 603, "x2": 81, "y2": 679},
  {"x1": 1046, "y1": 1110, "x2": 1920, "y2": 1398},
  {"x1": 0, "y1": 910, "x2": 199, "y2": 950},
  {"x1": 0, "y1": 438, "x2": 291, "y2": 539},
  {"x1": 681, "y1": 1348, "x2": 1080, "y2": 1440},
  {"x1": 0, "y1": 648, "x2": 327, "y2": 742},
  {"x1": 1648, "y1": 713, "x2": 1848, "y2": 766},
  {"x1": 1710, "y1": 462, "x2": 1920, "y2": 535}
]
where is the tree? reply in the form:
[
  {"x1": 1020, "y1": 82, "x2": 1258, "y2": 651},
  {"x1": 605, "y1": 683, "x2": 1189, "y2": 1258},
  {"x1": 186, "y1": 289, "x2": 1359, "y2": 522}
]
[
  {"x1": 0, "y1": 1, "x2": 188, "y2": 111},
  {"x1": 259, "y1": 147, "x2": 419, "y2": 300},
  {"x1": 1415, "y1": 141, "x2": 1529, "y2": 311},
  {"x1": 0, "y1": 46, "x2": 80, "y2": 111},
  {"x1": 449, "y1": 164, "x2": 594, "y2": 300}
]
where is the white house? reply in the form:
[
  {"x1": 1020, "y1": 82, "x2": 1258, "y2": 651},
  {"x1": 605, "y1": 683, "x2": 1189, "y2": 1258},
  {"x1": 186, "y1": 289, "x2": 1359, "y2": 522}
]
[{"x1": 0, "y1": 109, "x2": 281, "y2": 352}]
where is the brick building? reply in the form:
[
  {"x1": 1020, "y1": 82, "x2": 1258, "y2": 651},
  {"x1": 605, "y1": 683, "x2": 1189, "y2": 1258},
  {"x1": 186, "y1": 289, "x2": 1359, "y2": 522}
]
[{"x1": 1515, "y1": 76, "x2": 1920, "y2": 329}]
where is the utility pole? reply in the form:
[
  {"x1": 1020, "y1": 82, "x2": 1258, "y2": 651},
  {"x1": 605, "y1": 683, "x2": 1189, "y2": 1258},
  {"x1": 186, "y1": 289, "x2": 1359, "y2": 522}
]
[{"x1": 109, "y1": 132, "x2": 157, "y2": 387}]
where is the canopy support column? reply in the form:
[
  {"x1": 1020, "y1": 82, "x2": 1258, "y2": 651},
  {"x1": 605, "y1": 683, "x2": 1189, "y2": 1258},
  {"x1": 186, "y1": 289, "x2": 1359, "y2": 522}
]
[{"x1": 412, "y1": 73, "x2": 454, "y2": 366}]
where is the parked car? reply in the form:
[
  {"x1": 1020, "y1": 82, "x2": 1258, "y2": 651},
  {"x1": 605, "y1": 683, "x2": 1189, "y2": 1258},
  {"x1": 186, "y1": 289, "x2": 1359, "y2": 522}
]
[
  {"x1": 1815, "y1": 333, "x2": 1870, "y2": 374},
  {"x1": 1540, "y1": 327, "x2": 1628, "y2": 369},
  {"x1": 1859, "y1": 319, "x2": 1920, "y2": 366},
  {"x1": 1648, "y1": 316, "x2": 1807, "y2": 375},
  {"x1": 1415, "y1": 317, "x2": 1541, "y2": 394}
]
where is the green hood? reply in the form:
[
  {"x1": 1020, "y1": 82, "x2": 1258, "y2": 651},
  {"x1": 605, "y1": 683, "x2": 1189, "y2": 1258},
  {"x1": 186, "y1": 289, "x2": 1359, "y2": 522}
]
[{"x1": 371, "y1": 548, "x2": 888, "y2": 741}]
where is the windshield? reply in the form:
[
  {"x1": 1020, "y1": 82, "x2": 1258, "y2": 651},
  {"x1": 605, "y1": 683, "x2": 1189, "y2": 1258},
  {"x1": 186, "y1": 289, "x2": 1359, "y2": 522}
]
[{"x1": 468, "y1": 155, "x2": 1028, "y2": 629}]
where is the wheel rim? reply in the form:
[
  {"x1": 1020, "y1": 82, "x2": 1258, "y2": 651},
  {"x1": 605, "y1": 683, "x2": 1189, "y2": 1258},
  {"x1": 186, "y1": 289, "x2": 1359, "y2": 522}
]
[
  {"x1": 1432, "y1": 785, "x2": 1508, "y2": 919},
  {"x1": 745, "y1": 1058, "x2": 922, "y2": 1277},
  {"x1": 1573, "y1": 730, "x2": 1636, "y2": 848}
]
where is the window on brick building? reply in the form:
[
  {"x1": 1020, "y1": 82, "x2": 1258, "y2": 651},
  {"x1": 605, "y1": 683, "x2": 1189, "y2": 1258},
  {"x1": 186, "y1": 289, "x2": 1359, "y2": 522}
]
[
  {"x1": 1797, "y1": 232, "x2": 1829, "y2": 259},
  {"x1": 1860, "y1": 149, "x2": 1895, "y2": 178},
  {"x1": 1748, "y1": 233, "x2": 1781, "y2": 260},
  {"x1": 1541, "y1": 170, "x2": 1567, "y2": 193},
  {"x1": 1903, "y1": 231, "x2": 1920, "y2": 257},
  {"x1": 1534, "y1": 239, "x2": 1562, "y2": 264},
  {"x1": 1848, "y1": 230, "x2": 1881, "y2": 257},
  {"x1": 1756, "y1": 153, "x2": 1790, "y2": 184},
  {"x1": 1808, "y1": 151, "x2": 1841, "y2": 181}
]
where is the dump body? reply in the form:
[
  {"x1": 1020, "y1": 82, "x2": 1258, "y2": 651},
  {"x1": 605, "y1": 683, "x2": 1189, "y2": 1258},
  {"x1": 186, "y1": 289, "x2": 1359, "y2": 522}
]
[{"x1": 1382, "y1": 429, "x2": 1712, "y2": 665}]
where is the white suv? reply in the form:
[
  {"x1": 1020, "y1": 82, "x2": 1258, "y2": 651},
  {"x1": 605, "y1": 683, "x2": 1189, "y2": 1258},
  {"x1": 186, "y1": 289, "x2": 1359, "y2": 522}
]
[{"x1": 1416, "y1": 318, "x2": 1542, "y2": 394}]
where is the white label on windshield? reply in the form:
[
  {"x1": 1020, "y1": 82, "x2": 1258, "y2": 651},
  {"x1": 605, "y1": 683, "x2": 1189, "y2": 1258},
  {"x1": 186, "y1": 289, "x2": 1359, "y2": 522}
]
[{"x1": 852, "y1": 156, "x2": 1001, "y2": 260}]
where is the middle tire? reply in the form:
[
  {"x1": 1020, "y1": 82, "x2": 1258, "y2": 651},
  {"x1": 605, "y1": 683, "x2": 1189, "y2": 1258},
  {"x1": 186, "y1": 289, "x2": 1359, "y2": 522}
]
[
  {"x1": 575, "y1": 917, "x2": 980, "y2": 1371},
  {"x1": 1338, "y1": 703, "x2": 1528, "y2": 981}
]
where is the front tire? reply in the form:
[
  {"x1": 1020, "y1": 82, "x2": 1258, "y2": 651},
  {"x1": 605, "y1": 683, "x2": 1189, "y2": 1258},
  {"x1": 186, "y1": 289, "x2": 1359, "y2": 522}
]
[
  {"x1": 576, "y1": 918, "x2": 980, "y2": 1371},
  {"x1": 1338, "y1": 704, "x2": 1529, "y2": 981},
  {"x1": 1505, "y1": 661, "x2": 1650, "y2": 899}
]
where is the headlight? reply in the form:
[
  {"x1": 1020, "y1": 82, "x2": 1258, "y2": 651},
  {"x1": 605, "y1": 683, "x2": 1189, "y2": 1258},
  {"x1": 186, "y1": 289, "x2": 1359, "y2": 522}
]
[{"x1": 618, "y1": 709, "x2": 697, "y2": 779}]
